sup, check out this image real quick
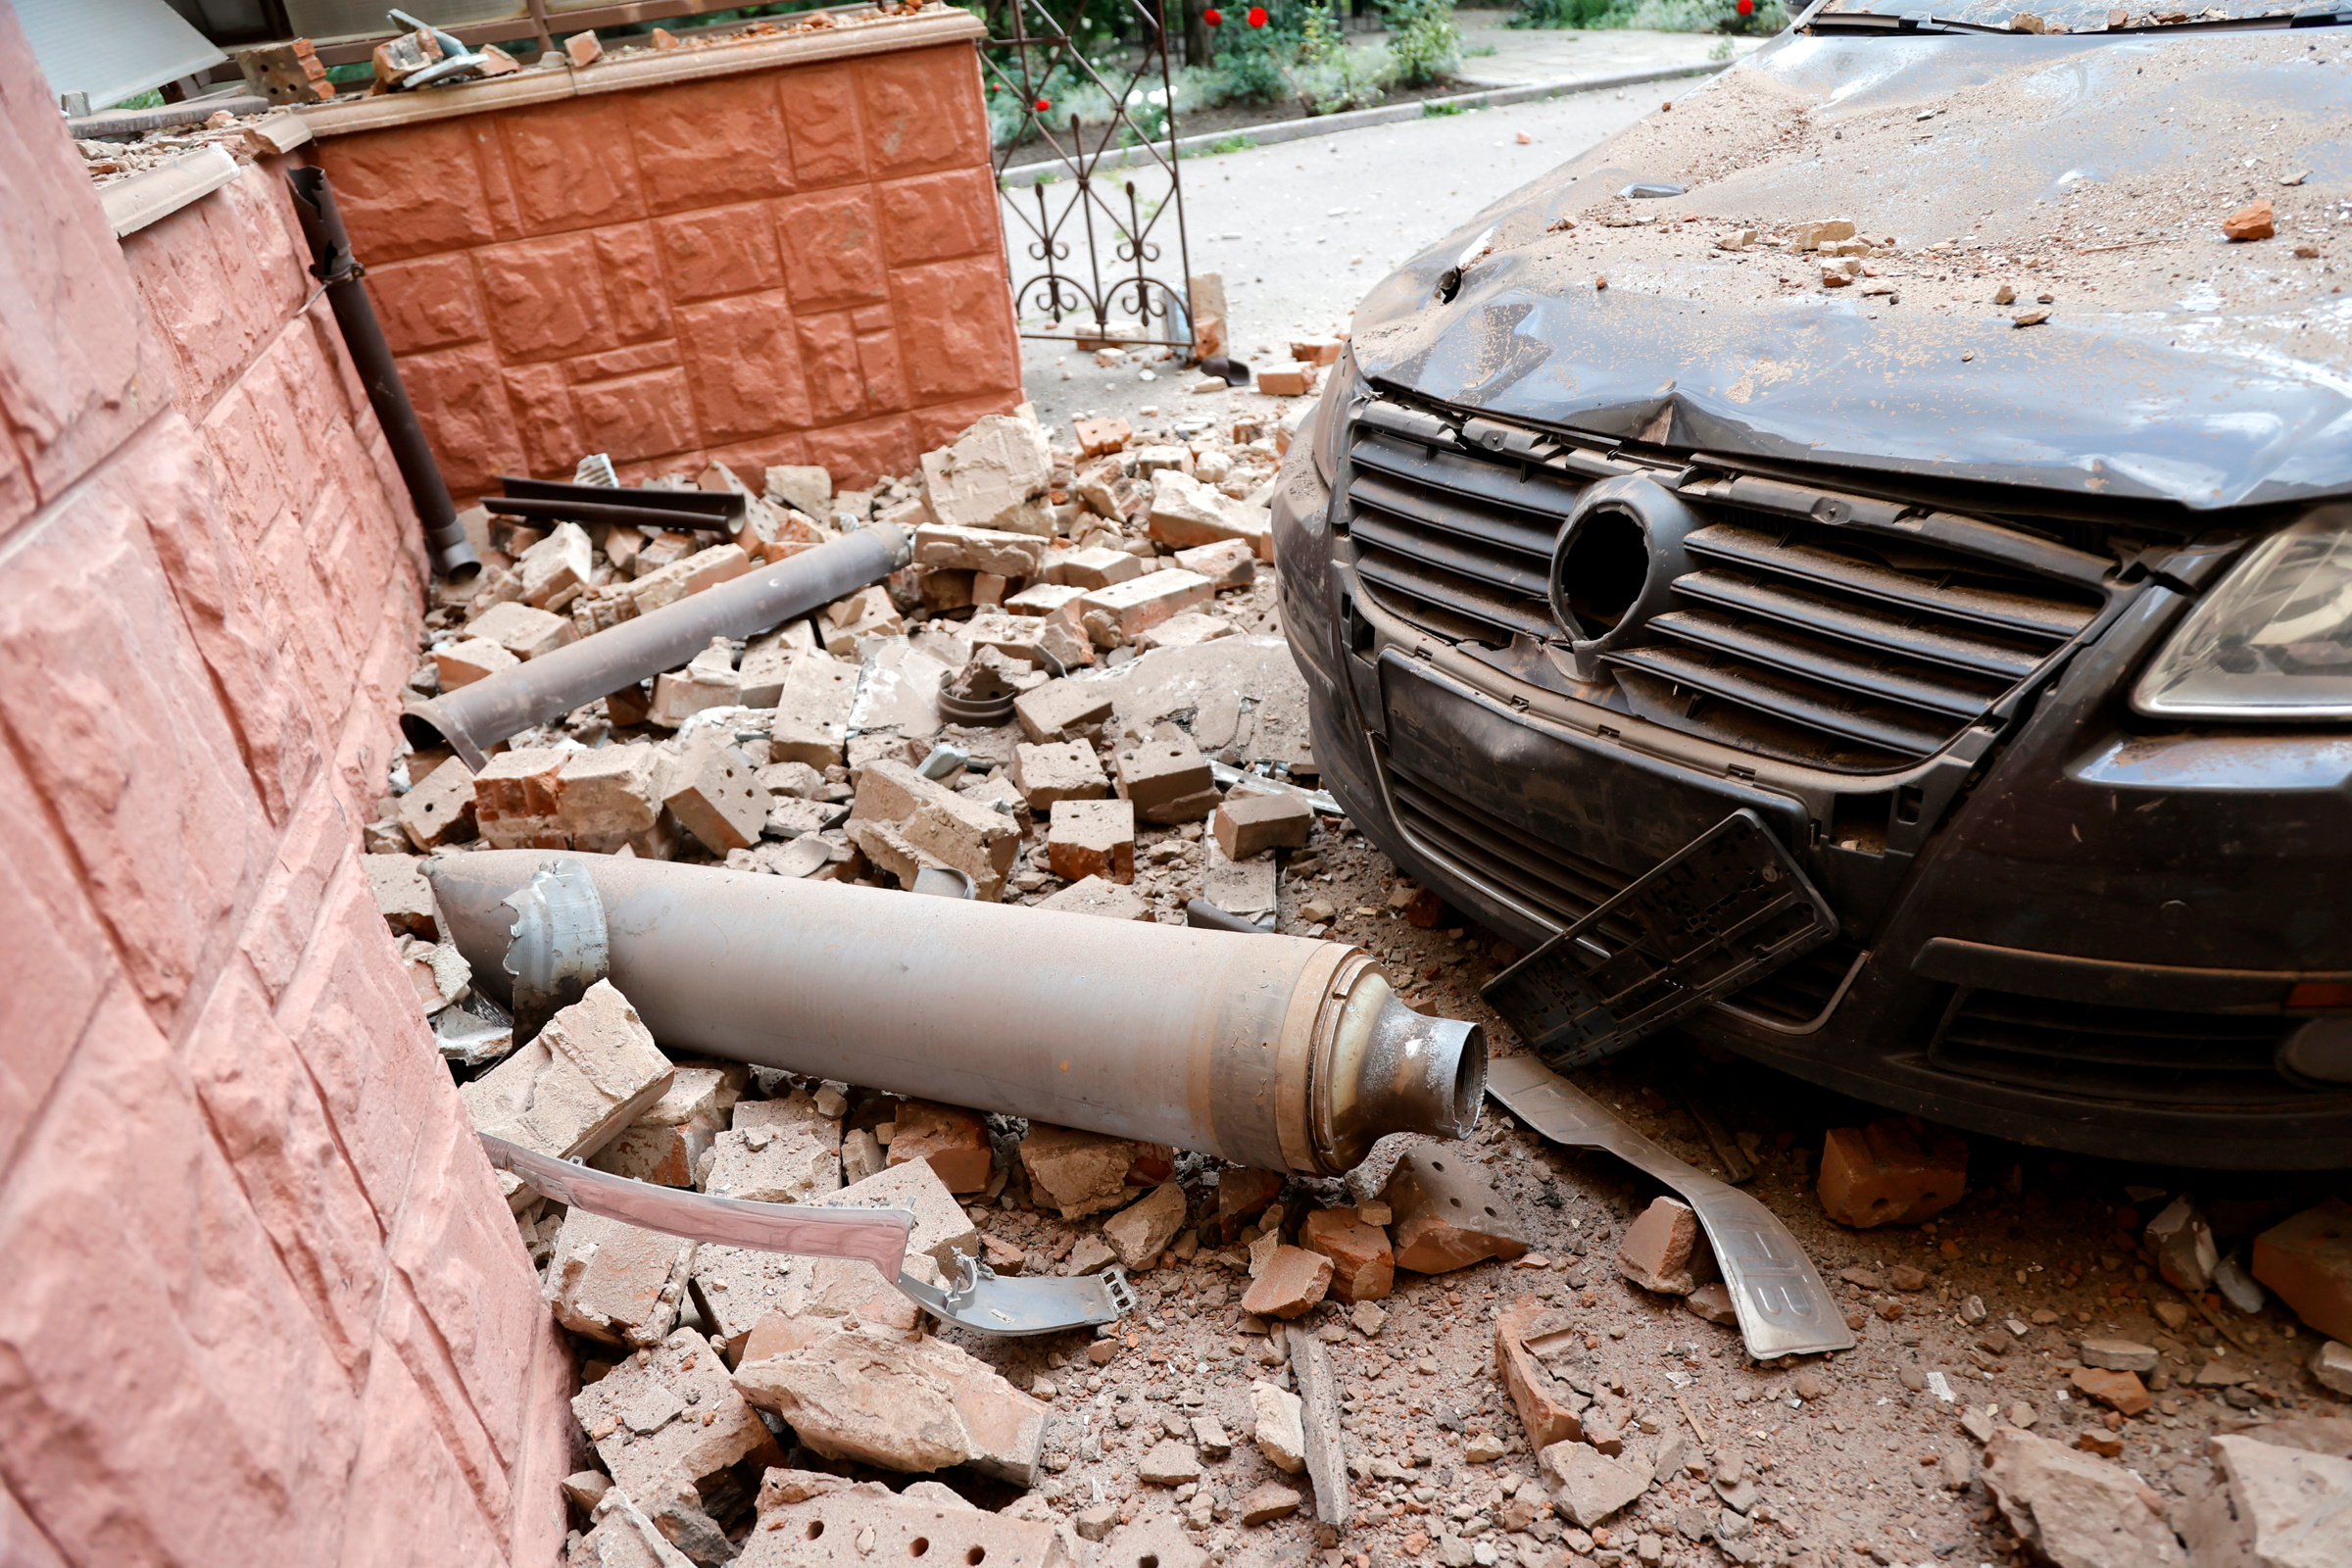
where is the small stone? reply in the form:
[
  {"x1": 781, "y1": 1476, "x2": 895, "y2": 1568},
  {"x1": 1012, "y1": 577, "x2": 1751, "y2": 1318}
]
[
  {"x1": 1684, "y1": 1282, "x2": 1740, "y2": 1325},
  {"x1": 1539, "y1": 1440, "x2": 1651, "y2": 1528},
  {"x1": 1242, "y1": 1246, "x2": 1334, "y2": 1319},
  {"x1": 1889, "y1": 1264, "x2": 1929, "y2": 1292},
  {"x1": 2071, "y1": 1367, "x2": 2151, "y2": 1416},
  {"x1": 1252, "y1": 1380, "x2": 1307, "y2": 1473},
  {"x1": 1067, "y1": 1235, "x2": 1117, "y2": 1275},
  {"x1": 1617, "y1": 1197, "x2": 1711, "y2": 1297},
  {"x1": 1351, "y1": 1300, "x2": 1388, "y2": 1337},
  {"x1": 2223, "y1": 199, "x2": 2277, "y2": 241},
  {"x1": 1299, "y1": 1207, "x2": 1395, "y2": 1302},
  {"x1": 1792, "y1": 1370, "x2": 1827, "y2": 1401},
  {"x1": 2312, "y1": 1339, "x2": 2352, "y2": 1395},
  {"x1": 1103, "y1": 1182, "x2": 1189, "y2": 1271},
  {"x1": 2079, "y1": 1339, "x2": 2158, "y2": 1374},
  {"x1": 1238, "y1": 1480, "x2": 1302, "y2": 1525}
]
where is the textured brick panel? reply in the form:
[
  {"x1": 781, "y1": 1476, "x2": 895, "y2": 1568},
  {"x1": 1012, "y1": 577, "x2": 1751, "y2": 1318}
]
[
  {"x1": 320, "y1": 118, "x2": 497, "y2": 262},
  {"x1": 913, "y1": 392, "x2": 1022, "y2": 452},
  {"x1": 656, "y1": 202, "x2": 784, "y2": 302},
  {"x1": 573, "y1": 367, "x2": 699, "y2": 462},
  {"x1": 706, "y1": 429, "x2": 810, "y2": 478},
  {"x1": 592, "y1": 223, "x2": 674, "y2": 344},
  {"x1": 784, "y1": 64, "x2": 867, "y2": 187},
  {"x1": 0, "y1": 983, "x2": 365, "y2": 1566},
  {"x1": 628, "y1": 72, "x2": 795, "y2": 213},
  {"x1": 0, "y1": 7, "x2": 163, "y2": 528},
  {"x1": 0, "y1": 428, "x2": 263, "y2": 1016},
  {"x1": 856, "y1": 327, "x2": 909, "y2": 415},
  {"x1": 400, "y1": 341, "x2": 525, "y2": 494},
  {"x1": 877, "y1": 168, "x2": 1000, "y2": 266},
  {"x1": 804, "y1": 413, "x2": 919, "y2": 488},
  {"x1": 499, "y1": 97, "x2": 646, "y2": 236},
  {"x1": 477, "y1": 232, "x2": 614, "y2": 362},
  {"x1": 800, "y1": 310, "x2": 866, "y2": 425},
  {"x1": 338, "y1": 1342, "x2": 508, "y2": 1568},
  {"x1": 368, "y1": 253, "x2": 490, "y2": 355},
  {"x1": 0, "y1": 742, "x2": 112, "y2": 1177},
  {"x1": 375, "y1": 1275, "x2": 514, "y2": 1533},
  {"x1": 775, "y1": 187, "x2": 887, "y2": 311},
  {"x1": 895, "y1": 254, "x2": 1021, "y2": 403},
  {"x1": 858, "y1": 46, "x2": 988, "y2": 176},
  {"x1": 128, "y1": 177, "x2": 299, "y2": 421},
  {"x1": 503, "y1": 361, "x2": 580, "y2": 478},
  {"x1": 677, "y1": 291, "x2": 812, "y2": 441}
]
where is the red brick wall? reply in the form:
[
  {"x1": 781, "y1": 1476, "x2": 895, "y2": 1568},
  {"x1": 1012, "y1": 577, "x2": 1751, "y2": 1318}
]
[
  {"x1": 312, "y1": 34, "x2": 1022, "y2": 499},
  {"x1": 0, "y1": 11, "x2": 575, "y2": 1563}
]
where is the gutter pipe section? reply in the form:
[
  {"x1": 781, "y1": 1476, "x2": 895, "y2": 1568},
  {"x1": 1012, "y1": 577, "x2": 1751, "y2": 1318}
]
[
  {"x1": 401, "y1": 523, "x2": 911, "y2": 766},
  {"x1": 286, "y1": 167, "x2": 480, "y2": 584},
  {"x1": 425, "y1": 851, "x2": 1486, "y2": 1177}
]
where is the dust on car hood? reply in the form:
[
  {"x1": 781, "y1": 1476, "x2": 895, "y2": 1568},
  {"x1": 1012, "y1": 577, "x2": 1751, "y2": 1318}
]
[{"x1": 1347, "y1": 26, "x2": 2352, "y2": 513}]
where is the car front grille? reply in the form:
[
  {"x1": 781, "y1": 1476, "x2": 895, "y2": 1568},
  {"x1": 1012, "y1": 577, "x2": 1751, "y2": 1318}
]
[
  {"x1": 1342, "y1": 410, "x2": 2109, "y2": 774},
  {"x1": 1387, "y1": 753, "x2": 1627, "y2": 930},
  {"x1": 1928, "y1": 989, "x2": 2310, "y2": 1105}
]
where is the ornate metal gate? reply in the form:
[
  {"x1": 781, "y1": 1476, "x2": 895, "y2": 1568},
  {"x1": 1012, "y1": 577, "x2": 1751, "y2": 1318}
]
[{"x1": 985, "y1": 0, "x2": 1198, "y2": 357}]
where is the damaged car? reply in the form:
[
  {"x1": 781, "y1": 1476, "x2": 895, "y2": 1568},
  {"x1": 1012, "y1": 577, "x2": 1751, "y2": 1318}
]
[{"x1": 1272, "y1": 0, "x2": 2352, "y2": 1166}]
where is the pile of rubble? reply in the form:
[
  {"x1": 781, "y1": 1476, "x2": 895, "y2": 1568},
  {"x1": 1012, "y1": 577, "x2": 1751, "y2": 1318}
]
[{"x1": 364, "y1": 404, "x2": 2352, "y2": 1568}]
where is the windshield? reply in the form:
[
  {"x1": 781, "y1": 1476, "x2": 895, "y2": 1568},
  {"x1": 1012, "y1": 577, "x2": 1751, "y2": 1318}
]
[{"x1": 1807, "y1": 0, "x2": 2345, "y2": 31}]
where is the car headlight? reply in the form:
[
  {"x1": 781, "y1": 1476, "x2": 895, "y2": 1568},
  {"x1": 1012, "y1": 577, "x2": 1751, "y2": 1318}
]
[
  {"x1": 2132, "y1": 510, "x2": 2352, "y2": 721},
  {"x1": 1304, "y1": 348, "x2": 1362, "y2": 487}
]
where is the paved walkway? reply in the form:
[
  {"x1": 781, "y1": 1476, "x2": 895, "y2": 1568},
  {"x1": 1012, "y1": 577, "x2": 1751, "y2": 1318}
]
[{"x1": 1012, "y1": 17, "x2": 1766, "y2": 432}]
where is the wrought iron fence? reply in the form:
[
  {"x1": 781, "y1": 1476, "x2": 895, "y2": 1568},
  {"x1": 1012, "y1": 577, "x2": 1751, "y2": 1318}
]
[{"x1": 985, "y1": 0, "x2": 1196, "y2": 355}]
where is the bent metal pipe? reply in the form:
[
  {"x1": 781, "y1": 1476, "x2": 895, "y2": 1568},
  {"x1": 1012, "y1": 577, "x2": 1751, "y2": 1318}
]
[{"x1": 427, "y1": 851, "x2": 1486, "y2": 1176}]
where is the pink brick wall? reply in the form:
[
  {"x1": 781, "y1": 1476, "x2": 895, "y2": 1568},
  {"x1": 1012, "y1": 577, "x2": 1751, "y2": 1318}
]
[
  {"x1": 0, "y1": 10, "x2": 575, "y2": 1563},
  {"x1": 312, "y1": 33, "x2": 1022, "y2": 500}
]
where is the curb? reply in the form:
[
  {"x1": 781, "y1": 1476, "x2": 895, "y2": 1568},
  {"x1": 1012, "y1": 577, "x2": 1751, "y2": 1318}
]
[{"x1": 997, "y1": 59, "x2": 1730, "y2": 188}]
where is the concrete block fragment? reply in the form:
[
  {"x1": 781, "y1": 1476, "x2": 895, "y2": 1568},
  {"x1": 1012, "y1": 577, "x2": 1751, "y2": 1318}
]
[
  {"x1": 589, "y1": 1119, "x2": 712, "y2": 1188},
  {"x1": 466, "y1": 597, "x2": 575, "y2": 660},
  {"x1": 1073, "y1": 416, "x2": 1131, "y2": 457},
  {"x1": 1299, "y1": 1207, "x2": 1394, "y2": 1302},
  {"x1": 701, "y1": 1091, "x2": 841, "y2": 1204},
  {"x1": 1004, "y1": 582, "x2": 1085, "y2": 620},
  {"x1": 400, "y1": 756, "x2": 479, "y2": 850},
  {"x1": 1256, "y1": 362, "x2": 1320, "y2": 397},
  {"x1": 1252, "y1": 1381, "x2": 1306, "y2": 1473},
  {"x1": 1214, "y1": 792, "x2": 1313, "y2": 860},
  {"x1": 544, "y1": 1208, "x2": 697, "y2": 1347},
  {"x1": 1048, "y1": 798, "x2": 1135, "y2": 884},
  {"x1": 1818, "y1": 1118, "x2": 1969, "y2": 1228},
  {"x1": 962, "y1": 611, "x2": 1092, "y2": 671},
  {"x1": 572, "y1": 1327, "x2": 782, "y2": 1501},
  {"x1": 1616, "y1": 1197, "x2": 1714, "y2": 1297},
  {"x1": 922, "y1": 413, "x2": 1054, "y2": 535},
  {"x1": 1035, "y1": 875, "x2": 1153, "y2": 921},
  {"x1": 769, "y1": 652, "x2": 858, "y2": 767},
  {"x1": 1138, "y1": 1439, "x2": 1201, "y2": 1486},
  {"x1": 887, "y1": 1099, "x2": 993, "y2": 1195},
  {"x1": 764, "y1": 464, "x2": 832, "y2": 518},
  {"x1": 1237, "y1": 1481, "x2": 1302, "y2": 1526},
  {"x1": 398, "y1": 935, "x2": 471, "y2": 1013},
  {"x1": 366, "y1": 855, "x2": 439, "y2": 939},
  {"x1": 648, "y1": 640, "x2": 742, "y2": 729},
  {"x1": 1200, "y1": 838, "x2": 1277, "y2": 924},
  {"x1": 736, "y1": 1329, "x2": 1050, "y2": 1482},
  {"x1": 521, "y1": 521, "x2": 594, "y2": 610},
  {"x1": 1289, "y1": 336, "x2": 1344, "y2": 365},
  {"x1": 461, "y1": 980, "x2": 673, "y2": 1190},
  {"x1": 1215, "y1": 1168, "x2": 1285, "y2": 1243},
  {"x1": 646, "y1": 1062, "x2": 750, "y2": 1129},
  {"x1": 736, "y1": 625, "x2": 810, "y2": 708},
  {"x1": 2315, "y1": 1339, "x2": 2352, "y2": 1395},
  {"x1": 846, "y1": 637, "x2": 949, "y2": 743},
  {"x1": 1114, "y1": 735, "x2": 1218, "y2": 824},
  {"x1": 1137, "y1": 612, "x2": 1237, "y2": 651},
  {"x1": 1079, "y1": 569, "x2": 1214, "y2": 643},
  {"x1": 630, "y1": 544, "x2": 751, "y2": 615},
  {"x1": 557, "y1": 742, "x2": 668, "y2": 857},
  {"x1": 1381, "y1": 1149, "x2": 1531, "y2": 1274},
  {"x1": 1014, "y1": 677, "x2": 1116, "y2": 743},
  {"x1": 1046, "y1": 545, "x2": 1144, "y2": 590},
  {"x1": 1020, "y1": 1123, "x2": 1142, "y2": 1219},
  {"x1": 849, "y1": 758, "x2": 1018, "y2": 901},
  {"x1": 1982, "y1": 1427, "x2": 2185, "y2": 1568},
  {"x1": 914, "y1": 523, "x2": 1049, "y2": 576},
  {"x1": 820, "y1": 584, "x2": 903, "y2": 657},
  {"x1": 2254, "y1": 1198, "x2": 2352, "y2": 1344},
  {"x1": 1148, "y1": 470, "x2": 1273, "y2": 560},
  {"x1": 2070, "y1": 1367, "x2": 2151, "y2": 1415},
  {"x1": 1174, "y1": 538, "x2": 1256, "y2": 588},
  {"x1": 1541, "y1": 1440, "x2": 1651, "y2": 1529},
  {"x1": 2078, "y1": 1338, "x2": 2159, "y2": 1373},
  {"x1": 817, "y1": 1158, "x2": 980, "y2": 1271},
  {"x1": 1011, "y1": 739, "x2": 1108, "y2": 809},
  {"x1": 472, "y1": 745, "x2": 569, "y2": 850},
  {"x1": 660, "y1": 738, "x2": 765, "y2": 855},
  {"x1": 436, "y1": 635, "x2": 517, "y2": 691},
  {"x1": 1104, "y1": 1182, "x2": 1188, "y2": 1271},
  {"x1": 1495, "y1": 1298, "x2": 1587, "y2": 1450},
  {"x1": 1242, "y1": 1245, "x2": 1333, "y2": 1319}
]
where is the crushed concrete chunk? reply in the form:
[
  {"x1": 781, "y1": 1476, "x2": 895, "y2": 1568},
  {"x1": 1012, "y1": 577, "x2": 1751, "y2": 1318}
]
[
  {"x1": 700, "y1": 1091, "x2": 841, "y2": 1204},
  {"x1": 572, "y1": 1327, "x2": 783, "y2": 1501},
  {"x1": 367, "y1": 855, "x2": 439, "y2": 939},
  {"x1": 1381, "y1": 1149, "x2": 1531, "y2": 1274},
  {"x1": 815, "y1": 1157, "x2": 979, "y2": 1271},
  {"x1": 461, "y1": 980, "x2": 672, "y2": 1204},
  {"x1": 545, "y1": 1208, "x2": 697, "y2": 1348},
  {"x1": 1982, "y1": 1427, "x2": 2185, "y2": 1568},
  {"x1": 1252, "y1": 1380, "x2": 1306, "y2": 1473},
  {"x1": 735, "y1": 1330, "x2": 1050, "y2": 1483},
  {"x1": 740, "y1": 1470, "x2": 1074, "y2": 1567}
]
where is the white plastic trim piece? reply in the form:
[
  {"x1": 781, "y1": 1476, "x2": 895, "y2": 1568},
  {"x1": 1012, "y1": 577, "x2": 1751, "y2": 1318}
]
[{"x1": 101, "y1": 144, "x2": 240, "y2": 239}]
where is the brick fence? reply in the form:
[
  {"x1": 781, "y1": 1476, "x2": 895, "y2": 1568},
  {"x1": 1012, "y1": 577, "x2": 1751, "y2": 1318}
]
[
  {"x1": 0, "y1": 10, "x2": 574, "y2": 1562},
  {"x1": 303, "y1": 9, "x2": 1022, "y2": 499}
]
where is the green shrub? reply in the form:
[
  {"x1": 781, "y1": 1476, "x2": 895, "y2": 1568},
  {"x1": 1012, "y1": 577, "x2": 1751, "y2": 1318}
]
[{"x1": 1383, "y1": 0, "x2": 1462, "y2": 85}]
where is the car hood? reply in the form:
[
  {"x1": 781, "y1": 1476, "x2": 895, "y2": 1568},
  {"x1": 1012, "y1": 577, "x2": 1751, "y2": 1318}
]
[{"x1": 1348, "y1": 26, "x2": 2352, "y2": 512}]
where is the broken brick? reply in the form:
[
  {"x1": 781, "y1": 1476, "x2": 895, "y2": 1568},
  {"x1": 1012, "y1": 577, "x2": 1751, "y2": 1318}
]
[
  {"x1": 556, "y1": 742, "x2": 669, "y2": 857},
  {"x1": 571, "y1": 1327, "x2": 781, "y2": 1501},
  {"x1": 817, "y1": 1157, "x2": 980, "y2": 1272},
  {"x1": 1174, "y1": 537, "x2": 1256, "y2": 588},
  {"x1": 1616, "y1": 1196, "x2": 1713, "y2": 1297},
  {"x1": 1103, "y1": 1182, "x2": 1189, "y2": 1270},
  {"x1": 1255, "y1": 362, "x2": 1320, "y2": 397},
  {"x1": 1010, "y1": 739, "x2": 1109, "y2": 809},
  {"x1": 2070, "y1": 1366, "x2": 2151, "y2": 1416},
  {"x1": 544, "y1": 1208, "x2": 697, "y2": 1348},
  {"x1": 1818, "y1": 1118, "x2": 1969, "y2": 1228},
  {"x1": 1078, "y1": 569, "x2": 1214, "y2": 644},
  {"x1": 1382, "y1": 1149, "x2": 1530, "y2": 1274},
  {"x1": 701, "y1": 1091, "x2": 841, "y2": 1204},
  {"x1": 1114, "y1": 736, "x2": 1219, "y2": 824},
  {"x1": 735, "y1": 1330, "x2": 1050, "y2": 1483},
  {"x1": 662, "y1": 737, "x2": 765, "y2": 854},
  {"x1": 520, "y1": 521, "x2": 594, "y2": 610},
  {"x1": 1020, "y1": 1124, "x2": 1143, "y2": 1218},
  {"x1": 1252, "y1": 1380, "x2": 1307, "y2": 1473},
  {"x1": 886, "y1": 1099, "x2": 993, "y2": 1194},
  {"x1": 2223, "y1": 199, "x2": 2276, "y2": 241},
  {"x1": 1046, "y1": 545, "x2": 1144, "y2": 590},
  {"x1": 847, "y1": 757, "x2": 1020, "y2": 901},
  {"x1": 366, "y1": 855, "x2": 439, "y2": 939},
  {"x1": 914, "y1": 522, "x2": 1049, "y2": 577},
  {"x1": 1073, "y1": 416, "x2": 1131, "y2": 457},
  {"x1": 1213, "y1": 792, "x2": 1313, "y2": 860},
  {"x1": 1147, "y1": 471, "x2": 1273, "y2": 560},
  {"x1": 648, "y1": 639, "x2": 742, "y2": 729},
  {"x1": 2252, "y1": 1198, "x2": 2352, "y2": 1343},
  {"x1": 461, "y1": 980, "x2": 670, "y2": 1201},
  {"x1": 1036, "y1": 875, "x2": 1152, "y2": 920},
  {"x1": 1014, "y1": 677, "x2": 1116, "y2": 744},
  {"x1": 1299, "y1": 1207, "x2": 1394, "y2": 1302},
  {"x1": 471, "y1": 745, "x2": 568, "y2": 850},
  {"x1": 1048, "y1": 797, "x2": 1136, "y2": 884},
  {"x1": 1241, "y1": 1245, "x2": 1333, "y2": 1318},
  {"x1": 1216, "y1": 1168, "x2": 1286, "y2": 1243},
  {"x1": 435, "y1": 636, "x2": 516, "y2": 691},
  {"x1": 921, "y1": 412, "x2": 1054, "y2": 535},
  {"x1": 1495, "y1": 1298, "x2": 1587, "y2": 1449},
  {"x1": 466, "y1": 597, "x2": 574, "y2": 660}
]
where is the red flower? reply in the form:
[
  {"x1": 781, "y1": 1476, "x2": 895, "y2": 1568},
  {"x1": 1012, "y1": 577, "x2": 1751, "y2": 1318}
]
[
  {"x1": 1736, "y1": 0, "x2": 1753, "y2": 11},
  {"x1": 1204, "y1": 6, "x2": 1223, "y2": 21},
  {"x1": 1035, "y1": 96, "x2": 1052, "y2": 111},
  {"x1": 1247, "y1": 5, "x2": 1268, "y2": 24}
]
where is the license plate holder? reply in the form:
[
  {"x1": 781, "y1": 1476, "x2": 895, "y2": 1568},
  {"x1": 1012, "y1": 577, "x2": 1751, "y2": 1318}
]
[{"x1": 1481, "y1": 809, "x2": 1836, "y2": 1067}]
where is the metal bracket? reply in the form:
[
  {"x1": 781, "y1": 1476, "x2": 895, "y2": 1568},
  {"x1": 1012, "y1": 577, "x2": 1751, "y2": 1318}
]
[
  {"x1": 482, "y1": 1134, "x2": 1133, "y2": 1339},
  {"x1": 1485, "y1": 1056, "x2": 1854, "y2": 1360}
]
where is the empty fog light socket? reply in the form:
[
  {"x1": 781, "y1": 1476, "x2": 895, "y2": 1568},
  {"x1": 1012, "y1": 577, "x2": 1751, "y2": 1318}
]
[{"x1": 1547, "y1": 475, "x2": 1701, "y2": 681}]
